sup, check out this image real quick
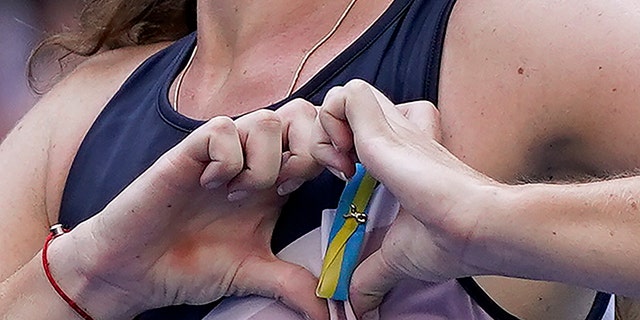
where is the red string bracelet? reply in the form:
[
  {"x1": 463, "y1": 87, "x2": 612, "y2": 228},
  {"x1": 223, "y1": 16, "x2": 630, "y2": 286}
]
[{"x1": 42, "y1": 224, "x2": 95, "y2": 320}]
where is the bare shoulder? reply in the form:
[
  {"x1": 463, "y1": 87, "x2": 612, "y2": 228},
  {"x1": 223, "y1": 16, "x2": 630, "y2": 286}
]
[
  {"x1": 440, "y1": 0, "x2": 640, "y2": 175},
  {"x1": 47, "y1": 42, "x2": 171, "y2": 117},
  {"x1": 436, "y1": 1, "x2": 640, "y2": 318},
  {"x1": 41, "y1": 41, "x2": 172, "y2": 152},
  {"x1": 39, "y1": 42, "x2": 172, "y2": 221},
  {"x1": 17, "y1": 41, "x2": 172, "y2": 151},
  {"x1": 448, "y1": 0, "x2": 640, "y2": 43},
  {"x1": 0, "y1": 41, "x2": 173, "y2": 278},
  {"x1": 443, "y1": 0, "x2": 640, "y2": 102}
]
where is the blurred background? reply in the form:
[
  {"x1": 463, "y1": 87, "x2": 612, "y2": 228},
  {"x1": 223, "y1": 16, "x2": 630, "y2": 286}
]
[{"x1": 0, "y1": 0, "x2": 82, "y2": 139}]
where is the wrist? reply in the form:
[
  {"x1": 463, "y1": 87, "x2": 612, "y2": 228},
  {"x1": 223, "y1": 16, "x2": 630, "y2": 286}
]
[
  {"x1": 459, "y1": 182, "x2": 559, "y2": 279},
  {"x1": 46, "y1": 227, "x2": 147, "y2": 319},
  {"x1": 452, "y1": 181, "x2": 517, "y2": 276}
]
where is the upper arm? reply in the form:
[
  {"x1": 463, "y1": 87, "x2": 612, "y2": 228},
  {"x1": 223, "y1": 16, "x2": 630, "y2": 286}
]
[
  {"x1": 439, "y1": 0, "x2": 640, "y2": 179},
  {"x1": 0, "y1": 99, "x2": 53, "y2": 280},
  {"x1": 0, "y1": 43, "x2": 168, "y2": 281},
  {"x1": 437, "y1": 2, "x2": 640, "y2": 316}
]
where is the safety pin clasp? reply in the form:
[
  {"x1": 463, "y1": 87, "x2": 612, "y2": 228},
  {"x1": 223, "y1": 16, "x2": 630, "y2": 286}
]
[{"x1": 344, "y1": 204, "x2": 367, "y2": 224}]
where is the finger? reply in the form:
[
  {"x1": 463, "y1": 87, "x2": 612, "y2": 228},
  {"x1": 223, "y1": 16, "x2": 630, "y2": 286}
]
[
  {"x1": 159, "y1": 116, "x2": 244, "y2": 190},
  {"x1": 319, "y1": 85, "x2": 353, "y2": 153},
  {"x1": 196, "y1": 117, "x2": 245, "y2": 189},
  {"x1": 365, "y1": 82, "x2": 405, "y2": 124},
  {"x1": 396, "y1": 101, "x2": 442, "y2": 142},
  {"x1": 317, "y1": 80, "x2": 397, "y2": 176},
  {"x1": 320, "y1": 80, "x2": 395, "y2": 152},
  {"x1": 315, "y1": 86, "x2": 357, "y2": 177},
  {"x1": 94, "y1": 117, "x2": 245, "y2": 253},
  {"x1": 235, "y1": 257, "x2": 329, "y2": 320},
  {"x1": 349, "y1": 249, "x2": 405, "y2": 318},
  {"x1": 277, "y1": 151, "x2": 324, "y2": 196},
  {"x1": 360, "y1": 84, "x2": 438, "y2": 143},
  {"x1": 349, "y1": 209, "x2": 422, "y2": 318},
  {"x1": 276, "y1": 99, "x2": 324, "y2": 195},
  {"x1": 319, "y1": 80, "x2": 397, "y2": 152},
  {"x1": 276, "y1": 98, "x2": 318, "y2": 152},
  {"x1": 310, "y1": 114, "x2": 354, "y2": 181},
  {"x1": 227, "y1": 110, "x2": 283, "y2": 198},
  {"x1": 342, "y1": 82, "x2": 438, "y2": 147}
]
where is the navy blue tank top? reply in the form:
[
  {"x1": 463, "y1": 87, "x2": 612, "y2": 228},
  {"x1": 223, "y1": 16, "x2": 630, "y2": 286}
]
[{"x1": 58, "y1": 0, "x2": 611, "y2": 318}]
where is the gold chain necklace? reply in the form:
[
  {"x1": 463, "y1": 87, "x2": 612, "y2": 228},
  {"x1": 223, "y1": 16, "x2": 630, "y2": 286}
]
[{"x1": 173, "y1": 0, "x2": 357, "y2": 111}]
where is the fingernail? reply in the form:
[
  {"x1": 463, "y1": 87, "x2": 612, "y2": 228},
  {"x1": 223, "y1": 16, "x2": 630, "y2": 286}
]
[
  {"x1": 277, "y1": 178, "x2": 305, "y2": 196},
  {"x1": 204, "y1": 180, "x2": 224, "y2": 190},
  {"x1": 281, "y1": 151, "x2": 292, "y2": 163},
  {"x1": 327, "y1": 166, "x2": 348, "y2": 181},
  {"x1": 227, "y1": 190, "x2": 249, "y2": 202}
]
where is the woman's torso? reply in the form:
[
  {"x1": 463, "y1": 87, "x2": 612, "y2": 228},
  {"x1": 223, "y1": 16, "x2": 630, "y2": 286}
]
[{"x1": 46, "y1": 0, "x2": 618, "y2": 318}]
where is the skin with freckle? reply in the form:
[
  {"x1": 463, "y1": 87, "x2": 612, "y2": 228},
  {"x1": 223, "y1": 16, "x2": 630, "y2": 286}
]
[{"x1": 2, "y1": 0, "x2": 640, "y2": 319}]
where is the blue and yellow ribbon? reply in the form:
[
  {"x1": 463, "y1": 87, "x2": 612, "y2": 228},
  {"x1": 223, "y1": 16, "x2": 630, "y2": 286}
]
[{"x1": 316, "y1": 163, "x2": 378, "y2": 301}]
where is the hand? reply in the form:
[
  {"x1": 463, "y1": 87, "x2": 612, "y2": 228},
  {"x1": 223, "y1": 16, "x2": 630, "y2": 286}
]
[
  {"x1": 311, "y1": 80, "x2": 496, "y2": 318},
  {"x1": 49, "y1": 105, "x2": 328, "y2": 319},
  {"x1": 275, "y1": 98, "x2": 325, "y2": 196}
]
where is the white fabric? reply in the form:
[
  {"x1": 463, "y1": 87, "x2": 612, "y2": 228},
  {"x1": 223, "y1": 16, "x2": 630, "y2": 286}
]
[{"x1": 203, "y1": 186, "x2": 614, "y2": 320}]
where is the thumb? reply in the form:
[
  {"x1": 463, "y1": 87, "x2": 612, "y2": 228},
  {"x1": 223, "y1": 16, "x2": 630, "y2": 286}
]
[
  {"x1": 336, "y1": 80, "x2": 396, "y2": 149},
  {"x1": 315, "y1": 80, "x2": 396, "y2": 176},
  {"x1": 235, "y1": 256, "x2": 329, "y2": 320},
  {"x1": 348, "y1": 250, "x2": 405, "y2": 318}
]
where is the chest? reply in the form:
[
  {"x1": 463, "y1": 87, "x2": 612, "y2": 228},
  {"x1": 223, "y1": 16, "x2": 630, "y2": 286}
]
[{"x1": 176, "y1": 0, "x2": 395, "y2": 120}]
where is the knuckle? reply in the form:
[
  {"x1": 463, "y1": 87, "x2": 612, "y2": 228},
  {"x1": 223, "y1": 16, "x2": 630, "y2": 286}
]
[
  {"x1": 419, "y1": 100, "x2": 439, "y2": 118},
  {"x1": 278, "y1": 99, "x2": 317, "y2": 120},
  {"x1": 258, "y1": 118, "x2": 283, "y2": 133},
  {"x1": 252, "y1": 110, "x2": 282, "y2": 130},
  {"x1": 251, "y1": 108, "x2": 278, "y2": 120},
  {"x1": 207, "y1": 116, "x2": 237, "y2": 134},
  {"x1": 281, "y1": 98, "x2": 311, "y2": 111},
  {"x1": 344, "y1": 78, "x2": 371, "y2": 92},
  {"x1": 428, "y1": 107, "x2": 441, "y2": 125},
  {"x1": 289, "y1": 97, "x2": 309, "y2": 105},
  {"x1": 297, "y1": 100, "x2": 319, "y2": 118},
  {"x1": 272, "y1": 271, "x2": 289, "y2": 295},
  {"x1": 277, "y1": 265, "x2": 308, "y2": 295},
  {"x1": 292, "y1": 99, "x2": 318, "y2": 117},
  {"x1": 424, "y1": 100, "x2": 438, "y2": 112},
  {"x1": 318, "y1": 105, "x2": 336, "y2": 122},
  {"x1": 324, "y1": 85, "x2": 345, "y2": 102}
]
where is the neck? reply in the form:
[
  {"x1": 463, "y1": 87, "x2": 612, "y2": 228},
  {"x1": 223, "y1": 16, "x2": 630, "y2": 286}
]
[
  {"x1": 173, "y1": 0, "x2": 391, "y2": 119},
  {"x1": 195, "y1": 0, "x2": 348, "y2": 65}
]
